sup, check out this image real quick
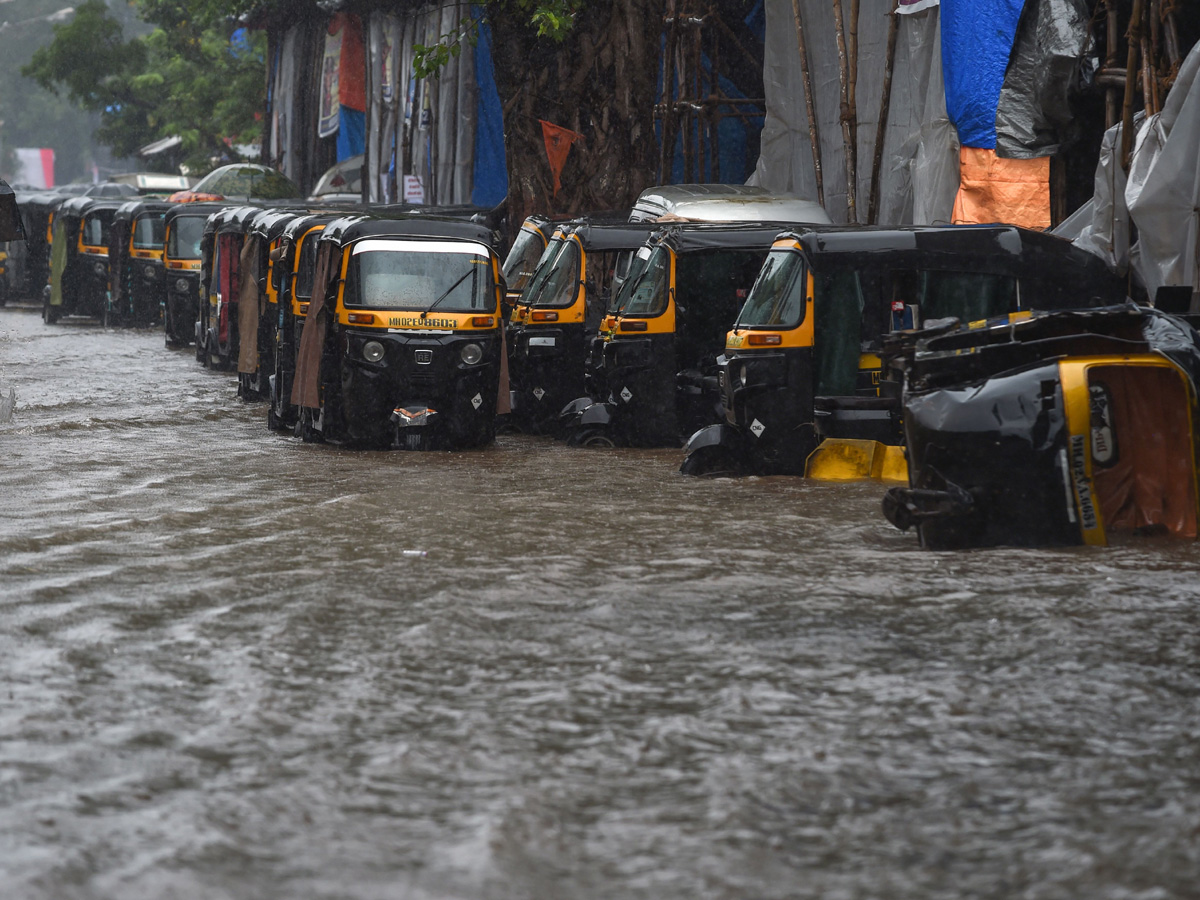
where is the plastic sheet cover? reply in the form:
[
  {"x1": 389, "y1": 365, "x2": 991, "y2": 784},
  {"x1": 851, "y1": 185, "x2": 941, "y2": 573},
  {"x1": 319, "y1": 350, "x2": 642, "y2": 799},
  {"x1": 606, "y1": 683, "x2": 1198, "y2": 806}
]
[
  {"x1": 1055, "y1": 119, "x2": 1133, "y2": 274},
  {"x1": 995, "y1": 0, "x2": 1091, "y2": 159},
  {"x1": 940, "y1": 0, "x2": 1025, "y2": 150},
  {"x1": 1126, "y1": 40, "x2": 1200, "y2": 300},
  {"x1": 751, "y1": 0, "x2": 957, "y2": 225}
]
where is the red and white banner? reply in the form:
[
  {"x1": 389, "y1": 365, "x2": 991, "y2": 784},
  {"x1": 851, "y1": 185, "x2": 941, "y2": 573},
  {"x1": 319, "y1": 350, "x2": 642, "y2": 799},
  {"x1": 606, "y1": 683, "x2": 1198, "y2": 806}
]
[{"x1": 14, "y1": 148, "x2": 55, "y2": 189}]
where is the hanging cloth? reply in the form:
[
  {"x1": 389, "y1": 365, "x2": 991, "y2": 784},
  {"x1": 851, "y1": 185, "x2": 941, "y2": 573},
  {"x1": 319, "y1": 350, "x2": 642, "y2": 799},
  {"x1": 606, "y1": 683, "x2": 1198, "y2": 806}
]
[{"x1": 540, "y1": 120, "x2": 582, "y2": 198}]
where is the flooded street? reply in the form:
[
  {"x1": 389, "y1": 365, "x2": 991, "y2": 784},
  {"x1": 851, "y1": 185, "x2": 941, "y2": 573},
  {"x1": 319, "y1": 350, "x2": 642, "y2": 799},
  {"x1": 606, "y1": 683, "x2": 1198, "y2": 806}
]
[{"x1": 2, "y1": 303, "x2": 1199, "y2": 899}]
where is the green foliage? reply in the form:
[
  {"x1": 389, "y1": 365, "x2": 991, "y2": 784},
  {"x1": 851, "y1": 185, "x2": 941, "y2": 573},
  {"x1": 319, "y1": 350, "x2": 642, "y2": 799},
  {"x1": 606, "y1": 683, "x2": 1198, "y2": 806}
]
[
  {"x1": 20, "y1": 0, "x2": 266, "y2": 174},
  {"x1": 412, "y1": 0, "x2": 584, "y2": 78}
]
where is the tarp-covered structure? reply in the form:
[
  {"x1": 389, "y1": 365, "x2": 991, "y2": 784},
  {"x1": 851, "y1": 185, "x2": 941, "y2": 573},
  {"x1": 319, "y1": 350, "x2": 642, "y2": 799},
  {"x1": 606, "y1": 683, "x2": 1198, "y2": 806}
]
[
  {"x1": 751, "y1": 0, "x2": 1107, "y2": 229},
  {"x1": 1058, "y1": 40, "x2": 1200, "y2": 307},
  {"x1": 262, "y1": 2, "x2": 507, "y2": 208}
]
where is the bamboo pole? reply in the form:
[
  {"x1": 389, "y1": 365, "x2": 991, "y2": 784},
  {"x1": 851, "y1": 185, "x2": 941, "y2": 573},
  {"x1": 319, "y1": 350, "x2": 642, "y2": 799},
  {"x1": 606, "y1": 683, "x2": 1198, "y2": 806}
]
[
  {"x1": 658, "y1": 2, "x2": 679, "y2": 185},
  {"x1": 848, "y1": 0, "x2": 860, "y2": 215},
  {"x1": 789, "y1": 0, "x2": 824, "y2": 206},
  {"x1": 831, "y1": 0, "x2": 856, "y2": 221},
  {"x1": 868, "y1": 0, "x2": 900, "y2": 225},
  {"x1": 1120, "y1": 0, "x2": 1145, "y2": 170},
  {"x1": 1104, "y1": 0, "x2": 1119, "y2": 128}
]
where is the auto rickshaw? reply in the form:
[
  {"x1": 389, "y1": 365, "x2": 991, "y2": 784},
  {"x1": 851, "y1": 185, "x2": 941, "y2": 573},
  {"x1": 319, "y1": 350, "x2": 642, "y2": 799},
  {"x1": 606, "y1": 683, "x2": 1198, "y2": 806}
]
[
  {"x1": 198, "y1": 204, "x2": 262, "y2": 368},
  {"x1": 235, "y1": 208, "x2": 301, "y2": 399},
  {"x1": 681, "y1": 225, "x2": 1130, "y2": 477},
  {"x1": 12, "y1": 191, "x2": 65, "y2": 302},
  {"x1": 506, "y1": 219, "x2": 660, "y2": 433},
  {"x1": 881, "y1": 305, "x2": 1200, "y2": 549},
  {"x1": 107, "y1": 199, "x2": 172, "y2": 327},
  {"x1": 560, "y1": 222, "x2": 789, "y2": 447},
  {"x1": 290, "y1": 214, "x2": 506, "y2": 449},
  {"x1": 163, "y1": 202, "x2": 224, "y2": 347},
  {"x1": 267, "y1": 212, "x2": 339, "y2": 431},
  {"x1": 43, "y1": 196, "x2": 124, "y2": 324},
  {"x1": 501, "y1": 215, "x2": 557, "y2": 315}
]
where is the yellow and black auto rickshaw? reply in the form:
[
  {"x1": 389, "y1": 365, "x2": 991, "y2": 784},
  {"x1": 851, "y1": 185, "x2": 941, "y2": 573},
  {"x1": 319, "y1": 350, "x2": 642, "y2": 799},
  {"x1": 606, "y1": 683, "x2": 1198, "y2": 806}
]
[
  {"x1": 290, "y1": 215, "x2": 507, "y2": 449},
  {"x1": 163, "y1": 202, "x2": 224, "y2": 347},
  {"x1": 681, "y1": 225, "x2": 1129, "y2": 477},
  {"x1": 44, "y1": 196, "x2": 123, "y2": 324},
  {"x1": 234, "y1": 208, "x2": 301, "y2": 399},
  {"x1": 107, "y1": 199, "x2": 172, "y2": 327},
  {"x1": 198, "y1": 204, "x2": 261, "y2": 368},
  {"x1": 882, "y1": 305, "x2": 1200, "y2": 549},
  {"x1": 501, "y1": 215, "x2": 558, "y2": 315},
  {"x1": 506, "y1": 219, "x2": 659, "y2": 433},
  {"x1": 266, "y1": 212, "x2": 338, "y2": 431},
  {"x1": 560, "y1": 222, "x2": 787, "y2": 447}
]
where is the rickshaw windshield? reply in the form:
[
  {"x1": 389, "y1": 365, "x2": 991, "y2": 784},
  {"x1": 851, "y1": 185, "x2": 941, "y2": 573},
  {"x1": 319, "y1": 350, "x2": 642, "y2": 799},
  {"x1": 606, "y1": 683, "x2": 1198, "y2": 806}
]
[
  {"x1": 295, "y1": 233, "x2": 321, "y2": 300},
  {"x1": 736, "y1": 248, "x2": 806, "y2": 328},
  {"x1": 517, "y1": 236, "x2": 564, "y2": 307},
  {"x1": 608, "y1": 245, "x2": 654, "y2": 314},
  {"x1": 133, "y1": 214, "x2": 166, "y2": 250},
  {"x1": 527, "y1": 239, "x2": 581, "y2": 309},
  {"x1": 616, "y1": 245, "x2": 670, "y2": 317},
  {"x1": 344, "y1": 239, "x2": 493, "y2": 312},
  {"x1": 502, "y1": 226, "x2": 548, "y2": 292},
  {"x1": 81, "y1": 214, "x2": 111, "y2": 247},
  {"x1": 168, "y1": 216, "x2": 205, "y2": 260}
]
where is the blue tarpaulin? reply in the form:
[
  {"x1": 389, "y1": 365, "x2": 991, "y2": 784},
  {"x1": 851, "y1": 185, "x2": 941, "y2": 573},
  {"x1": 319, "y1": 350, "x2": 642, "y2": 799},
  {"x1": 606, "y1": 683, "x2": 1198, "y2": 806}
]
[
  {"x1": 941, "y1": 0, "x2": 1027, "y2": 149},
  {"x1": 471, "y1": 11, "x2": 508, "y2": 208},
  {"x1": 337, "y1": 106, "x2": 365, "y2": 162}
]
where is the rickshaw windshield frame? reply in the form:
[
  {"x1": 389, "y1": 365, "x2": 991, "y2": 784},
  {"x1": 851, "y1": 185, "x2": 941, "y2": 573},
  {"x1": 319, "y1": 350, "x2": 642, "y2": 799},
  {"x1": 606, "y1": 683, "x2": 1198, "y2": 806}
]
[
  {"x1": 341, "y1": 238, "x2": 494, "y2": 313},
  {"x1": 735, "y1": 247, "x2": 807, "y2": 330},
  {"x1": 133, "y1": 213, "x2": 166, "y2": 250},
  {"x1": 503, "y1": 226, "x2": 548, "y2": 291},
  {"x1": 614, "y1": 245, "x2": 671, "y2": 318},
  {"x1": 517, "y1": 235, "x2": 565, "y2": 308},
  {"x1": 527, "y1": 237, "x2": 582, "y2": 309}
]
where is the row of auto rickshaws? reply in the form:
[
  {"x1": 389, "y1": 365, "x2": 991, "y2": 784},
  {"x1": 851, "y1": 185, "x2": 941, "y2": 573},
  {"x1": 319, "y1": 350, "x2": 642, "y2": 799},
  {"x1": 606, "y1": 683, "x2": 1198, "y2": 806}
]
[{"x1": 11, "y1": 184, "x2": 1200, "y2": 552}]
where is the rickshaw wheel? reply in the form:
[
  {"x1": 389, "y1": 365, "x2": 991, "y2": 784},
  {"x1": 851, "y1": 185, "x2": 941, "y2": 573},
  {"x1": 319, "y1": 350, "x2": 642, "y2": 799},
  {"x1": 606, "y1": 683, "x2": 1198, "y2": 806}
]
[
  {"x1": 42, "y1": 300, "x2": 60, "y2": 325},
  {"x1": 570, "y1": 427, "x2": 617, "y2": 449},
  {"x1": 679, "y1": 446, "x2": 743, "y2": 478}
]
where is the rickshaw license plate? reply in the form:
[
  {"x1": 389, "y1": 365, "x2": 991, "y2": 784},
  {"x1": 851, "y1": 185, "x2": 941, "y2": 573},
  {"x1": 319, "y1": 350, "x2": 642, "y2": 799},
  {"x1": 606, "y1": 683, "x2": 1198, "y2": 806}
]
[{"x1": 528, "y1": 336, "x2": 556, "y2": 347}]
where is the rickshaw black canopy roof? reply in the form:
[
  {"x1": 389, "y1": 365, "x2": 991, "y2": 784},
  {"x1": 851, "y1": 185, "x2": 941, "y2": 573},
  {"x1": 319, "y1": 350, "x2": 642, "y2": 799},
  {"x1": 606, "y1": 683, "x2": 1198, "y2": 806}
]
[
  {"x1": 318, "y1": 215, "x2": 495, "y2": 249},
  {"x1": 561, "y1": 219, "x2": 662, "y2": 251},
  {"x1": 248, "y1": 208, "x2": 302, "y2": 242},
  {"x1": 649, "y1": 221, "x2": 819, "y2": 254},
  {"x1": 112, "y1": 199, "x2": 174, "y2": 226}
]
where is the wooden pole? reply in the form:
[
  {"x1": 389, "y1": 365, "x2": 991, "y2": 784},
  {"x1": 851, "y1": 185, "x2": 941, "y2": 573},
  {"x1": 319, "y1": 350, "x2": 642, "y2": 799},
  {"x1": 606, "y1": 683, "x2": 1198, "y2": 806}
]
[
  {"x1": 1104, "y1": 0, "x2": 1119, "y2": 128},
  {"x1": 658, "y1": 1, "x2": 679, "y2": 185},
  {"x1": 789, "y1": 0, "x2": 824, "y2": 206},
  {"x1": 832, "y1": 0, "x2": 856, "y2": 221},
  {"x1": 1120, "y1": 0, "x2": 1145, "y2": 170},
  {"x1": 848, "y1": 0, "x2": 860, "y2": 215},
  {"x1": 868, "y1": 0, "x2": 899, "y2": 225}
]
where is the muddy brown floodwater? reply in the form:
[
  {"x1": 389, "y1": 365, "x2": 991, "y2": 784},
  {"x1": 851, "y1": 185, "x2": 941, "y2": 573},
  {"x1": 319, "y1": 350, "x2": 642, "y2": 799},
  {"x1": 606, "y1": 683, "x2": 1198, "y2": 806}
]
[{"x1": 1, "y1": 303, "x2": 1199, "y2": 900}]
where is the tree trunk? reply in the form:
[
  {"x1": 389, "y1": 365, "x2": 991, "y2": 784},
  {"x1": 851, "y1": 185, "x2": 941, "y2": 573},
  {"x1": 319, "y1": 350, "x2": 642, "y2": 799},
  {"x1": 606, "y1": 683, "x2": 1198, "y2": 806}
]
[{"x1": 487, "y1": 0, "x2": 664, "y2": 230}]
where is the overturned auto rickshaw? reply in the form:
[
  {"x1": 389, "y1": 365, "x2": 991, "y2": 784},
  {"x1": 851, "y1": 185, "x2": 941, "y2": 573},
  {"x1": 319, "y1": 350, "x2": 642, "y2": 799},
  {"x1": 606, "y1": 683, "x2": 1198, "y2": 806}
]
[
  {"x1": 267, "y1": 212, "x2": 339, "y2": 431},
  {"x1": 107, "y1": 199, "x2": 173, "y2": 327},
  {"x1": 681, "y1": 225, "x2": 1130, "y2": 477},
  {"x1": 43, "y1": 196, "x2": 124, "y2": 324},
  {"x1": 162, "y1": 202, "x2": 224, "y2": 347},
  {"x1": 561, "y1": 222, "x2": 789, "y2": 447},
  {"x1": 507, "y1": 219, "x2": 659, "y2": 433},
  {"x1": 291, "y1": 215, "x2": 507, "y2": 449},
  {"x1": 197, "y1": 204, "x2": 262, "y2": 368},
  {"x1": 881, "y1": 304, "x2": 1200, "y2": 549}
]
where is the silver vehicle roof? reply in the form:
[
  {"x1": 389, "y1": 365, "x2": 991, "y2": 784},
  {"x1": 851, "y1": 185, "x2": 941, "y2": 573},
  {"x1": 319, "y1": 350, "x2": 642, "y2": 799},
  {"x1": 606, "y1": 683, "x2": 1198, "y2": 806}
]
[{"x1": 630, "y1": 183, "x2": 832, "y2": 226}]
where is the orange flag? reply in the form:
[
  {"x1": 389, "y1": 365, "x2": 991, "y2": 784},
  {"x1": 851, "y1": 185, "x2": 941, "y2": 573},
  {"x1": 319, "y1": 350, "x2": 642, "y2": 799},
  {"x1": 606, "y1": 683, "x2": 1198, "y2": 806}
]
[{"x1": 540, "y1": 120, "x2": 583, "y2": 198}]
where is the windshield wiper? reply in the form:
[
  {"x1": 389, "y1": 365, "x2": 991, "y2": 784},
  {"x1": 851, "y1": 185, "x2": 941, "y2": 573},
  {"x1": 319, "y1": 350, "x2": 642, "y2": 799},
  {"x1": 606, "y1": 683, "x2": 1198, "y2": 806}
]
[{"x1": 421, "y1": 268, "x2": 474, "y2": 319}]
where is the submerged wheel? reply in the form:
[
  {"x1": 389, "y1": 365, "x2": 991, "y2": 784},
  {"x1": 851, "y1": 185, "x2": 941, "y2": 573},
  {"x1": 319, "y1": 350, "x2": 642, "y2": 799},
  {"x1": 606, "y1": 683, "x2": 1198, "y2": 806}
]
[
  {"x1": 568, "y1": 426, "x2": 617, "y2": 449},
  {"x1": 679, "y1": 446, "x2": 744, "y2": 478},
  {"x1": 42, "y1": 300, "x2": 60, "y2": 325}
]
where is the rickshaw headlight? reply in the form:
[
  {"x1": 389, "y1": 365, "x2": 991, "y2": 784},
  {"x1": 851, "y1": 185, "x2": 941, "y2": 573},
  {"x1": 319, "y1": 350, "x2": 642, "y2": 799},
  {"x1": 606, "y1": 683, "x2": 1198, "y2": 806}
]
[
  {"x1": 734, "y1": 362, "x2": 747, "y2": 387},
  {"x1": 460, "y1": 342, "x2": 483, "y2": 365},
  {"x1": 175, "y1": 278, "x2": 190, "y2": 293},
  {"x1": 143, "y1": 265, "x2": 156, "y2": 279},
  {"x1": 362, "y1": 340, "x2": 385, "y2": 363},
  {"x1": 93, "y1": 261, "x2": 106, "y2": 276}
]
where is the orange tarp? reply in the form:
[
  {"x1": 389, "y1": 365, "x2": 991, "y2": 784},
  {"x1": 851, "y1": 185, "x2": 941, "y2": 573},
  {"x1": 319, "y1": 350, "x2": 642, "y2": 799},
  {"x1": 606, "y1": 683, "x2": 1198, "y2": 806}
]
[{"x1": 951, "y1": 147, "x2": 1050, "y2": 230}]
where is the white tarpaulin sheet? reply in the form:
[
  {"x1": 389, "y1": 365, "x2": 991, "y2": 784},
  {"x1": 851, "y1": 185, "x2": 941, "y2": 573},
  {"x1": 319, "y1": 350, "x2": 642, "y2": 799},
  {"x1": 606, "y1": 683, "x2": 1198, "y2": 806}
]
[
  {"x1": 750, "y1": 0, "x2": 958, "y2": 225},
  {"x1": 1061, "y1": 40, "x2": 1200, "y2": 301}
]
